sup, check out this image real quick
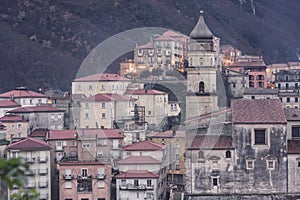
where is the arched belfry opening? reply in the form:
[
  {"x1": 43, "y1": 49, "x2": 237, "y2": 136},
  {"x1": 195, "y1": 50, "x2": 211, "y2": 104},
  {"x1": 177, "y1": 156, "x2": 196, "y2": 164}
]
[{"x1": 199, "y1": 81, "x2": 205, "y2": 93}]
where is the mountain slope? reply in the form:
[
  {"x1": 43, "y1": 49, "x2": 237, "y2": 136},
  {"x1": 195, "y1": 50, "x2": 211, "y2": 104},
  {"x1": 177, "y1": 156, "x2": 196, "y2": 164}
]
[{"x1": 0, "y1": 0, "x2": 299, "y2": 92}]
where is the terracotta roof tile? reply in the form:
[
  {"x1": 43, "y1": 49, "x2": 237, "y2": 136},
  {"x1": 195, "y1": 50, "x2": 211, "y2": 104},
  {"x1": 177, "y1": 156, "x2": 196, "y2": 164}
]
[
  {"x1": 82, "y1": 93, "x2": 135, "y2": 102},
  {"x1": 0, "y1": 88, "x2": 46, "y2": 98},
  {"x1": 0, "y1": 115, "x2": 26, "y2": 122},
  {"x1": 9, "y1": 104, "x2": 63, "y2": 113},
  {"x1": 147, "y1": 130, "x2": 185, "y2": 138},
  {"x1": 6, "y1": 137, "x2": 50, "y2": 151},
  {"x1": 232, "y1": 99, "x2": 286, "y2": 124},
  {"x1": 73, "y1": 73, "x2": 130, "y2": 82},
  {"x1": 123, "y1": 141, "x2": 166, "y2": 151},
  {"x1": 125, "y1": 89, "x2": 165, "y2": 95},
  {"x1": 118, "y1": 156, "x2": 161, "y2": 164},
  {"x1": 187, "y1": 135, "x2": 233, "y2": 150},
  {"x1": 29, "y1": 129, "x2": 48, "y2": 138},
  {"x1": 116, "y1": 170, "x2": 159, "y2": 179},
  {"x1": 288, "y1": 140, "x2": 300, "y2": 154},
  {"x1": 0, "y1": 100, "x2": 20, "y2": 108}
]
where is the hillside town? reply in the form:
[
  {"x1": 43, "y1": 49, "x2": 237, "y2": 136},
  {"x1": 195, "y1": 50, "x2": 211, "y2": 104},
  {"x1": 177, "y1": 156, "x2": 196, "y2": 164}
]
[{"x1": 1, "y1": 10, "x2": 300, "y2": 200}]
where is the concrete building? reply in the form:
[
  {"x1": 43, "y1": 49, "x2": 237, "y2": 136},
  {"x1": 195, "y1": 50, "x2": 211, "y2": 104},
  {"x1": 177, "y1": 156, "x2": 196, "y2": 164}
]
[
  {"x1": 134, "y1": 30, "x2": 189, "y2": 72},
  {"x1": 116, "y1": 170, "x2": 159, "y2": 200},
  {"x1": 243, "y1": 88, "x2": 279, "y2": 100},
  {"x1": 79, "y1": 93, "x2": 136, "y2": 129},
  {"x1": 147, "y1": 130, "x2": 186, "y2": 191},
  {"x1": 266, "y1": 62, "x2": 300, "y2": 83},
  {"x1": 58, "y1": 161, "x2": 111, "y2": 200},
  {"x1": 72, "y1": 73, "x2": 132, "y2": 97},
  {"x1": 0, "y1": 87, "x2": 48, "y2": 107},
  {"x1": 275, "y1": 69, "x2": 300, "y2": 108},
  {"x1": 0, "y1": 115, "x2": 29, "y2": 141},
  {"x1": 125, "y1": 89, "x2": 168, "y2": 128},
  {"x1": 8, "y1": 104, "x2": 64, "y2": 131},
  {"x1": 5, "y1": 137, "x2": 51, "y2": 200}
]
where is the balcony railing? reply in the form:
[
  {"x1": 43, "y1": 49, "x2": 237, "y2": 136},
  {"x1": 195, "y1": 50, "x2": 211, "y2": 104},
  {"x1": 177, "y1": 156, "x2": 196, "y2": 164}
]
[
  {"x1": 39, "y1": 169, "x2": 48, "y2": 175},
  {"x1": 25, "y1": 169, "x2": 35, "y2": 176},
  {"x1": 38, "y1": 182, "x2": 48, "y2": 188},
  {"x1": 96, "y1": 174, "x2": 106, "y2": 180},
  {"x1": 63, "y1": 174, "x2": 74, "y2": 180},
  {"x1": 39, "y1": 194, "x2": 48, "y2": 200},
  {"x1": 38, "y1": 156, "x2": 48, "y2": 163},
  {"x1": 25, "y1": 183, "x2": 36, "y2": 189}
]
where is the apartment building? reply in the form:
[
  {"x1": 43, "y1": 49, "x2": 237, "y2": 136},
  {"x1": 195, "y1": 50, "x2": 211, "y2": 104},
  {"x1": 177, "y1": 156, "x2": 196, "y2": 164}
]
[
  {"x1": 0, "y1": 87, "x2": 48, "y2": 107},
  {"x1": 72, "y1": 73, "x2": 132, "y2": 97},
  {"x1": 5, "y1": 137, "x2": 51, "y2": 200},
  {"x1": 0, "y1": 114, "x2": 29, "y2": 141}
]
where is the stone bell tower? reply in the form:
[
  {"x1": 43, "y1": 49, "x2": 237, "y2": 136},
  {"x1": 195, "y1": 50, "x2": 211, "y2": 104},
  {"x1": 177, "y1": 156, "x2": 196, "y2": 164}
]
[{"x1": 186, "y1": 11, "x2": 221, "y2": 121}]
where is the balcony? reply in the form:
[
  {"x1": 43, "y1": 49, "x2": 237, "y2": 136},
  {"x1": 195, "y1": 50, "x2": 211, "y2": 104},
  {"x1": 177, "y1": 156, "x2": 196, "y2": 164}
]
[
  {"x1": 38, "y1": 182, "x2": 48, "y2": 188},
  {"x1": 25, "y1": 183, "x2": 36, "y2": 189},
  {"x1": 96, "y1": 174, "x2": 106, "y2": 180},
  {"x1": 26, "y1": 157, "x2": 35, "y2": 163},
  {"x1": 39, "y1": 194, "x2": 48, "y2": 200},
  {"x1": 25, "y1": 169, "x2": 35, "y2": 176},
  {"x1": 38, "y1": 156, "x2": 48, "y2": 163},
  {"x1": 63, "y1": 174, "x2": 74, "y2": 180},
  {"x1": 39, "y1": 169, "x2": 48, "y2": 175},
  {"x1": 119, "y1": 183, "x2": 147, "y2": 190}
]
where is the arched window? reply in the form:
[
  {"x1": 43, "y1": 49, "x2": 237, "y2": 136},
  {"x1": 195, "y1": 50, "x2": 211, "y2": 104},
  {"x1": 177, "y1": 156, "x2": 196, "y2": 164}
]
[
  {"x1": 198, "y1": 151, "x2": 204, "y2": 159},
  {"x1": 199, "y1": 82, "x2": 205, "y2": 93},
  {"x1": 226, "y1": 150, "x2": 231, "y2": 159}
]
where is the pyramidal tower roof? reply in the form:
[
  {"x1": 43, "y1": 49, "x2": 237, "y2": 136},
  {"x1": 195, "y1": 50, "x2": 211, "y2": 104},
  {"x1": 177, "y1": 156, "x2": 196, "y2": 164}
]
[{"x1": 190, "y1": 11, "x2": 214, "y2": 40}]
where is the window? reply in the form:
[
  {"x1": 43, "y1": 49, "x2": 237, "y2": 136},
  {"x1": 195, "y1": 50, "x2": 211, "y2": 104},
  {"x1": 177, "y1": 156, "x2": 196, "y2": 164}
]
[
  {"x1": 82, "y1": 143, "x2": 90, "y2": 149},
  {"x1": 148, "y1": 111, "x2": 151, "y2": 115},
  {"x1": 121, "y1": 179, "x2": 126, "y2": 185},
  {"x1": 298, "y1": 162, "x2": 300, "y2": 168},
  {"x1": 85, "y1": 113, "x2": 89, "y2": 118},
  {"x1": 199, "y1": 81, "x2": 205, "y2": 93},
  {"x1": 286, "y1": 83, "x2": 289, "y2": 89},
  {"x1": 246, "y1": 160, "x2": 254, "y2": 169},
  {"x1": 71, "y1": 141, "x2": 77, "y2": 147},
  {"x1": 101, "y1": 102, "x2": 105, "y2": 109},
  {"x1": 212, "y1": 178, "x2": 218, "y2": 186},
  {"x1": 198, "y1": 151, "x2": 204, "y2": 159},
  {"x1": 30, "y1": 99, "x2": 33, "y2": 105},
  {"x1": 147, "y1": 180, "x2": 152, "y2": 187},
  {"x1": 82, "y1": 169, "x2": 88, "y2": 177},
  {"x1": 57, "y1": 141, "x2": 62, "y2": 147},
  {"x1": 77, "y1": 84, "x2": 81, "y2": 90},
  {"x1": 65, "y1": 182, "x2": 72, "y2": 189},
  {"x1": 126, "y1": 152, "x2": 131, "y2": 156},
  {"x1": 89, "y1": 85, "x2": 92, "y2": 90},
  {"x1": 101, "y1": 85, "x2": 105, "y2": 91},
  {"x1": 98, "y1": 181, "x2": 104, "y2": 188},
  {"x1": 296, "y1": 98, "x2": 298, "y2": 103},
  {"x1": 176, "y1": 154, "x2": 180, "y2": 161},
  {"x1": 225, "y1": 150, "x2": 231, "y2": 159},
  {"x1": 296, "y1": 83, "x2": 299, "y2": 89},
  {"x1": 254, "y1": 129, "x2": 267, "y2": 145},
  {"x1": 176, "y1": 165, "x2": 180, "y2": 170},
  {"x1": 287, "y1": 97, "x2": 290, "y2": 103},
  {"x1": 101, "y1": 113, "x2": 105, "y2": 118},
  {"x1": 251, "y1": 96, "x2": 255, "y2": 99},
  {"x1": 267, "y1": 160, "x2": 275, "y2": 170},
  {"x1": 292, "y1": 126, "x2": 300, "y2": 138},
  {"x1": 278, "y1": 83, "x2": 281, "y2": 89},
  {"x1": 134, "y1": 179, "x2": 139, "y2": 186},
  {"x1": 85, "y1": 103, "x2": 89, "y2": 109}
]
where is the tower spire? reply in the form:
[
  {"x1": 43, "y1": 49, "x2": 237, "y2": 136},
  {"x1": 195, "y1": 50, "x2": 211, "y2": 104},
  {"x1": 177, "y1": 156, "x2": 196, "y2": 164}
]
[{"x1": 190, "y1": 10, "x2": 213, "y2": 40}]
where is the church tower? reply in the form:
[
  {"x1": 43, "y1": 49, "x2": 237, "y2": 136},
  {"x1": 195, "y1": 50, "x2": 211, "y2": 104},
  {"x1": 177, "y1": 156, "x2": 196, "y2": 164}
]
[{"x1": 186, "y1": 11, "x2": 221, "y2": 121}]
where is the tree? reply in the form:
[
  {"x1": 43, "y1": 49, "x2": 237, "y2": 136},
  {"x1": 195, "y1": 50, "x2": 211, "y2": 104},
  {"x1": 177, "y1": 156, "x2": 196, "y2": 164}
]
[
  {"x1": 152, "y1": 68, "x2": 164, "y2": 77},
  {"x1": 139, "y1": 70, "x2": 151, "y2": 79},
  {"x1": 0, "y1": 157, "x2": 39, "y2": 200}
]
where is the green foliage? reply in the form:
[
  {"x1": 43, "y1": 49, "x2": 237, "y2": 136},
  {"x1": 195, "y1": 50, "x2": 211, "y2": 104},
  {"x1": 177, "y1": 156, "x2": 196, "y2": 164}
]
[
  {"x1": 140, "y1": 70, "x2": 151, "y2": 78},
  {"x1": 151, "y1": 68, "x2": 164, "y2": 77},
  {"x1": 165, "y1": 69, "x2": 180, "y2": 77},
  {"x1": 0, "y1": 157, "x2": 39, "y2": 200}
]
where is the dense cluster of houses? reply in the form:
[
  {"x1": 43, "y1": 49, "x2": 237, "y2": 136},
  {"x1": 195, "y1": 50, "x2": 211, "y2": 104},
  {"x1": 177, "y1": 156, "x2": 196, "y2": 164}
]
[{"x1": 0, "y1": 10, "x2": 300, "y2": 200}]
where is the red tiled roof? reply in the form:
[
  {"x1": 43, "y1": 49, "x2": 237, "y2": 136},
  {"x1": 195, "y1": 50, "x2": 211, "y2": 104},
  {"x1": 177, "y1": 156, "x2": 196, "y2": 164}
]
[
  {"x1": 0, "y1": 89, "x2": 46, "y2": 98},
  {"x1": 187, "y1": 135, "x2": 233, "y2": 150},
  {"x1": 123, "y1": 141, "x2": 166, "y2": 151},
  {"x1": 232, "y1": 99, "x2": 286, "y2": 124},
  {"x1": 147, "y1": 130, "x2": 185, "y2": 138},
  {"x1": 59, "y1": 161, "x2": 107, "y2": 166},
  {"x1": 162, "y1": 30, "x2": 187, "y2": 38},
  {"x1": 0, "y1": 115, "x2": 26, "y2": 122},
  {"x1": 81, "y1": 93, "x2": 135, "y2": 102},
  {"x1": 116, "y1": 170, "x2": 159, "y2": 179},
  {"x1": 29, "y1": 129, "x2": 48, "y2": 138},
  {"x1": 118, "y1": 156, "x2": 161, "y2": 164},
  {"x1": 73, "y1": 73, "x2": 130, "y2": 82},
  {"x1": 9, "y1": 104, "x2": 63, "y2": 113},
  {"x1": 125, "y1": 89, "x2": 165, "y2": 95},
  {"x1": 6, "y1": 137, "x2": 50, "y2": 151},
  {"x1": 136, "y1": 42, "x2": 154, "y2": 49},
  {"x1": 48, "y1": 129, "x2": 124, "y2": 140},
  {"x1": 0, "y1": 100, "x2": 20, "y2": 108},
  {"x1": 288, "y1": 140, "x2": 300, "y2": 154}
]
